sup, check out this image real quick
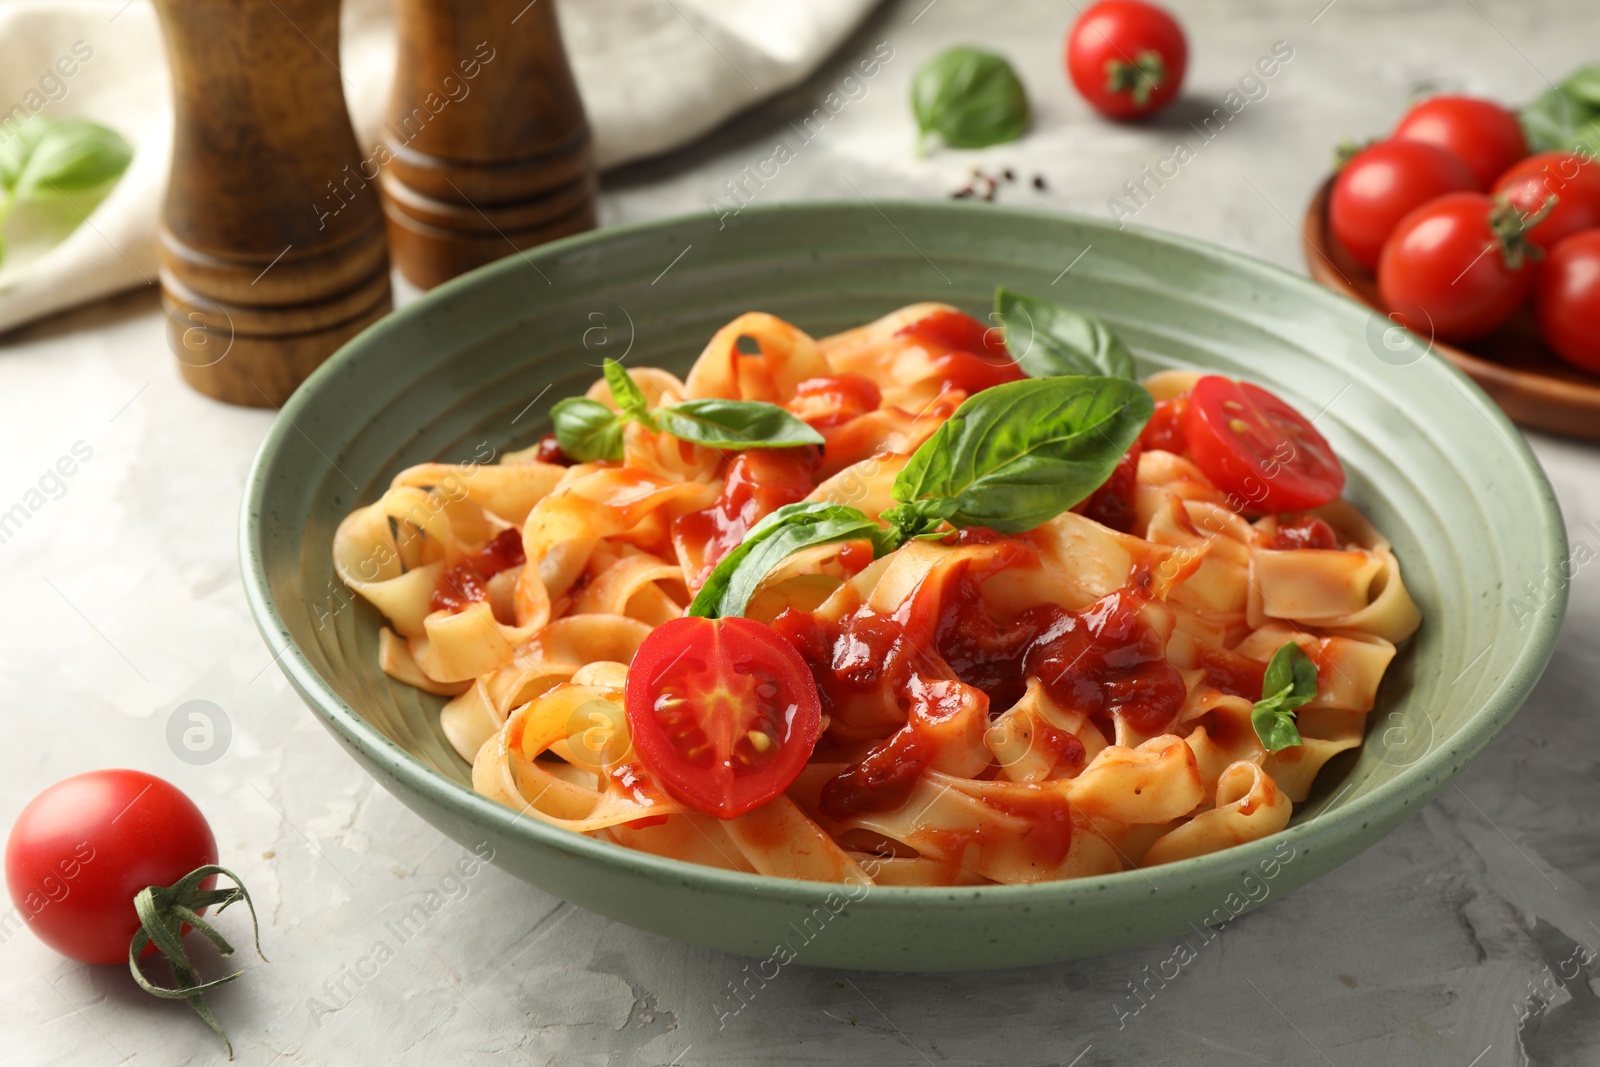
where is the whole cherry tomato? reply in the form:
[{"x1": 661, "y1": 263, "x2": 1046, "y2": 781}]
[
  {"x1": 1065, "y1": 1, "x2": 1187, "y2": 121},
  {"x1": 1330, "y1": 140, "x2": 1480, "y2": 270},
  {"x1": 1493, "y1": 150, "x2": 1600, "y2": 252},
  {"x1": 1392, "y1": 95, "x2": 1527, "y2": 189},
  {"x1": 1378, "y1": 192, "x2": 1537, "y2": 342},
  {"x1": 6, "y1": 769, "x2": 218, "y2": 965},
  {"x1": 1534, "y1": 229, "x2": 1600, "y2": 374}
]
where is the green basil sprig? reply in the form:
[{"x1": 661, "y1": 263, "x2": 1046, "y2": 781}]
[
  {"x1": 1250, "y1": 641, "x2": 1317, "y2": 752},
  {"x1": 995, "y1": 287, "x2": 1136, "y2": 380},
  {"x1": 911, "y1": 47, "x2": 1029, "y2": 153},
  {"x1": 882, "y1": 374, "x2": 1153, "y2": 536},
  {"x1": 1521, "y1": 64, "x2": 1600, "y2": 155},
  {"x1": 549, "y1": 359, "x2": 823, "y2": 462},
  {"x1": 690, "y1": 373, "x2": 1153, "y2": 618},
  {"x1": 0, "y1": 115, "x2": 133, "y2": 265}
]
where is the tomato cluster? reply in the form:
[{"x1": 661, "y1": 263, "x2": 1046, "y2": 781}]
[{"x1": 1328, "y1": 94, "x2": 1600, "y2": 372}]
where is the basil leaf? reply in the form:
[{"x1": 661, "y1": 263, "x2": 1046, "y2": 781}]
[
  {"x1": 1261, "y1": 640, "x2": 1317, "y2": 708},
  {"x1": 1251, "y1": 641, "x2": 1317, "y2": 752},
  {"x1": 602, "y1": 359, "x2": 652, "y2": 422},
  {"x1": 550, "y1": 396, "x2": 626, "y2": 462},
  {"x1": 655, "y1": 399, "x2": 824, "y2": 450},
  {"x1": 689, "y1": 502, "x2": 891, "y2": 619},
  {"x1": 12, "y1": 117, "x2": 133, "y2": 199},
  {"x1": 1251, "y1": 704, "x2": 1303, "y2": 753},
  {"x1": 995, "y1": 287, "x2": 1136, "y2": 380},
  {"x1": 911, "y1": 47, "x2": 1029, "y2": 151},
  {"x1": 891, "y1": 375, "x2": 1154, "y2": 534},
  {"x1": 0, "y1": 118, "x2": 51, "y2": 193},
  {"x1": 1520, "y1": 66, "x2": 1600, "y2": 155},
  {"x1": 1561, "y1": 64, "x2": 1600, "y2": 108}
]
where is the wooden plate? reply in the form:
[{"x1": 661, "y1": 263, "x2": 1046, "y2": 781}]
[{"x1": 1303, "y1": 177, "x2": 1600, "y2": 440}]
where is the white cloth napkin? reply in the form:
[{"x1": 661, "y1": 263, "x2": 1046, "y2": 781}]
[{"x1": 0, "y1": 0, "x2": 878, "y2": 334}]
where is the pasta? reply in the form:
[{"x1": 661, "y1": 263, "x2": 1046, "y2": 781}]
[{"x1": 333, "y1": 303, "x2": 1420, "y2": 887}]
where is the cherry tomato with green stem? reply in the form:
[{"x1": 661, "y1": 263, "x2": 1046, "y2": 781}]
[
  {"x1": 1378, "y1": 192, "x2": 1539, "y2": 342},
  {"x1": 1065, "y1": 1, "x2": 1187, "y2": 121}
]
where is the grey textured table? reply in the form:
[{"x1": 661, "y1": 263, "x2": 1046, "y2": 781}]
[{"x1": 3, "y1": 1, "x2": 1598, "y2": 1064}]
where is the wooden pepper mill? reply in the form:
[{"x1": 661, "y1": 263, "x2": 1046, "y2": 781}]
[
  {"x1": 153, "y1": 0, "x2": 392, "y2": 408},
  {"x1": 380, "y1": 0, "x2": 598, "y2": 290}
]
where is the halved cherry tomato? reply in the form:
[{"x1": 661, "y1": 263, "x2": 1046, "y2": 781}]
[
  {"x1": 625, "y1": 616, "x2": 822, "y2": 819},
  {"x1": 1329, "y1": 140, "x2": 1480, "y2": 270},
  {"x1": 894, "y1": 309, "x2": 1025, "y2": 394},
  {"x1": 1492, "y1": 150, "x2": 1600, "y2": 252},
  {"x1": 1392, "y1": 95, "x2": 1527, "y2": 189},
  {"x1": 1183, "y1": 376, "x2": 1345, "y2": 512}
]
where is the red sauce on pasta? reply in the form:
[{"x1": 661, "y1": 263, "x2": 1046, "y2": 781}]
[
  {"x1": 1196, "y1": 645, "x2": 1267, "y2": 701},
  {"x1": 1268, "y1": 515, "x2": 1340, "y2": 551},
  {"x1": 786, "y1": 374, "x2": 882, "y2": 429},
  {"x1": 430, "y1": 528, "x2": 526, "y2": 613},
  {"x1": 533, "y1": 434, "x2": 572, "y2": 465},
  {"x1": 778, "y1": 542, "x2": 1185, "y2": 821},
  {"x1": 1140, "y1": 396, "x2": 1188, "y2": 453},
  {"x1": 674, "y1": 448, "x2": 818, "y2": 584},
  {"x1": 1072, "y1": 443, "x2": 1143, "y2": 533}
]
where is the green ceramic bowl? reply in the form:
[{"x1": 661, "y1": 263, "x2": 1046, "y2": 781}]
[{"x1": 242, "y1": 201, "x2": 1567, "y2": 971}]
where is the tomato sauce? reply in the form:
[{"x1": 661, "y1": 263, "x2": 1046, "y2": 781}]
[
  {"x1": 1140, "y1": 396, "x2": 1188, "y2": 453},
  {"x1": 533, "y1": 434, "x2": 573, "y2": 465},
  {"x1": 673, "y1": 448, "x2": 818, "y2": 585},
  {"x1": 1073, "y1": 443, "x2": 1143, "y2": 533},
  {"x1": 1196, "y1": 644, "x2": 1267, "y2": 701},
  {"x1": 430, "y1": 527, "x2": 527, "y2": 613},
  {"x1": 786, "y1": 374, "x2": 882, "y2": 429},
  {"x1": 894, "y1": 309, "x2": 1026, "y2": 395},
  {"x1": 775, "y1": 539, "x2": 1186, "y2": 820},
  {"x1": 1268, "y1": 515, "x2": 1340, "y2": 551}
]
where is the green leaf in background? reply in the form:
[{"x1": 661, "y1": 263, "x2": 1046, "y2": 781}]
[
  {"x1": 0, "y1": 115, "x2": 133, "y2": 268},
  {"x1": 0, "y1": 118, "x2": 51, "y2": 192},
  {"x1": 911, "y1": 46, "x2": 1029, "y2": 152},
  {"x1": 688, "y1": 502, "x2": 892, "y2": 619},
  {"x1": 1250, "y1": 641, "x2": 1318, "y2": 752},
  {"x1": 550, "y1": 396, "x2": 627, "y2": 462},
  {"x1": 602, "y1": 359, "x2": 652, "y2": 423},
  {"x1": 1520, "y1": 64, "x2": 1600, "y2": 156},
  {"x1": 1560, "y1": 64, "x2": 1600, "y2": 108},
  {"x1": 889, "y1": 375, "x2": 1154, "y2": 534},
  {"x1": 995, "y1": 287, "x2": 1137, "y2": 380},
  {"x1": 654, "y1": 398, "x2": 824, "y2": 451},
  {"x1": 12, "y1": 118, "x2": 133, "y2": 199}
]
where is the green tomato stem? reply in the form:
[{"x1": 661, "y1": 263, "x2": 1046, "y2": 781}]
[{"x1": 127, "y1": 864, "x2": 266, "y2": 1060}]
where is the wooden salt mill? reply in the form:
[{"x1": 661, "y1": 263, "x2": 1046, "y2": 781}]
[
  {"x1": 153, "y1": 0, "x2": 392, "y2": 408},
  {"x1": 381, "y1": 0, "x2": 598, "y2": 290}
]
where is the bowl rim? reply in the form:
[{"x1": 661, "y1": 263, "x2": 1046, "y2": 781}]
[{"x1": 240, "y1": 198, "x2": 1570, "y2": 907}]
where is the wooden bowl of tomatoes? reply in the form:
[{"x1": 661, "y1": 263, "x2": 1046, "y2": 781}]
[{"x1": 1303, "y1": 87, "x2": 1600, "y2": 441}]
